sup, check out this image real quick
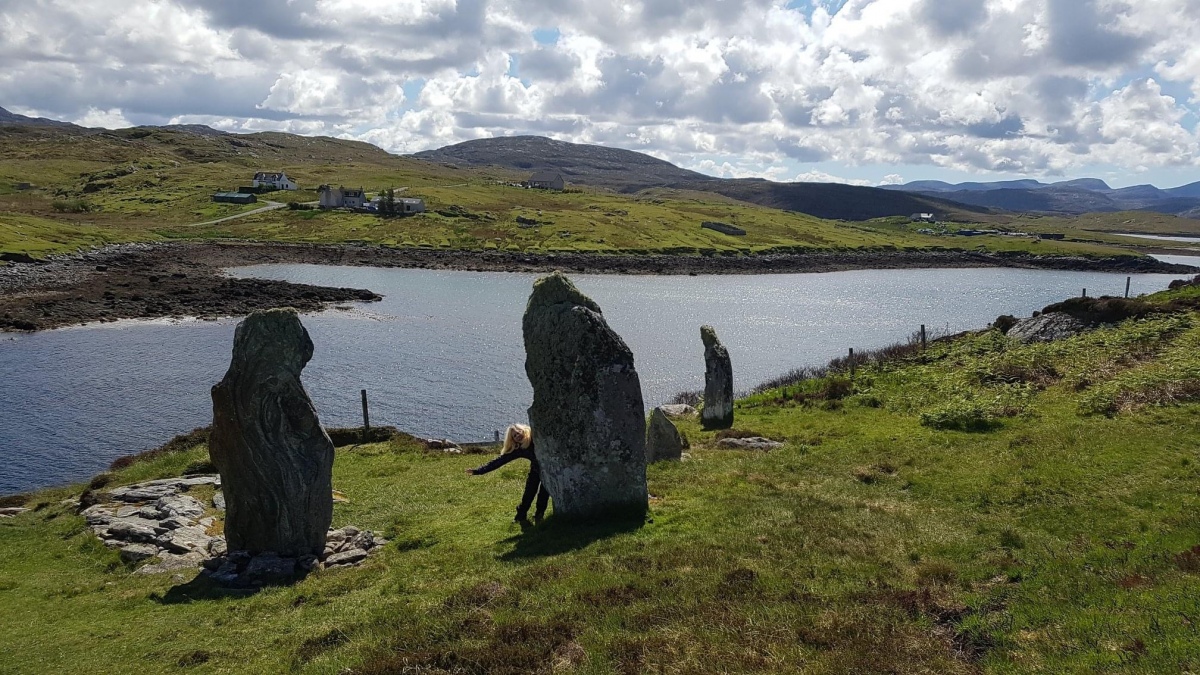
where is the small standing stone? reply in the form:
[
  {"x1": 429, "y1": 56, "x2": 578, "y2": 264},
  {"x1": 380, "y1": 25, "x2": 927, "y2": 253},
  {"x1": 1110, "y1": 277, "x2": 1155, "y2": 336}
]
[
  {"x1": 523, "y1": 272, "x2": 649, "y2": 519},
  {"x1": 209, "y1": 309, "x2": 334, "y2": 557},
  {"x1": 700, "y1": 325, "x2": 734, "y2": 430},
  {"x1": 646, "y1": 407, "x2": 684, "y2": 463}
]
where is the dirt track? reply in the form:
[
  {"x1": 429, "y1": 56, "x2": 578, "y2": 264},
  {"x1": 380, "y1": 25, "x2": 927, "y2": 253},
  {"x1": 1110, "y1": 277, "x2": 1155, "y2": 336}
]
[{"x1": 1, "y1": 241, "x2": 1196, "y2": 332}]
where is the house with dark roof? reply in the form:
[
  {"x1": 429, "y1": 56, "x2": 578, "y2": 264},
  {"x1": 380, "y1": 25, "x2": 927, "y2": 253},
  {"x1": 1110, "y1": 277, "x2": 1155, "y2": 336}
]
[
  {"x1": 527, "y1": 172, "x2": 565, "y2": 191},
  {"x1": 252, "y1": 171, "x2": 298, "y2": 191},
  {"x1": 212, "y1": 192, "x2": 258, "y2": 205}
]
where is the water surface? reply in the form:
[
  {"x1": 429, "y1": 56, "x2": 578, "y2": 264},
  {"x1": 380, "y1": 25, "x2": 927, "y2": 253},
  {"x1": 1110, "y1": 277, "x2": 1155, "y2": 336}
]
[{"x1": 0, "y1": 264, "x2": 1190, "y2": 493}]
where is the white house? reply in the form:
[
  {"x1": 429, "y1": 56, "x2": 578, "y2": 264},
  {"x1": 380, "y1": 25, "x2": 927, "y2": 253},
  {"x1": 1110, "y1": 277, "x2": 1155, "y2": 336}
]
[
  {"x1": 910, "y1": 212, "x2": 935, "y2": 223},
  {"x1": 318, "y1": 185, "x2": 367, "y2": 209},
  {"x1": 528, "y1": 171, "x2": 565, "y2": 191},
  {"x1": 368, "y1": 195, "x2": 426, "y2": 215},
  {"x1": 252, "y1": 171, "x2": 298, "y2": 191}
]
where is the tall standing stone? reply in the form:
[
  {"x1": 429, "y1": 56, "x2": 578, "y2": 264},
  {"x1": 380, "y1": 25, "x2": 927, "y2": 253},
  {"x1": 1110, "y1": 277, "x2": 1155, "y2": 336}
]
[
  {"x1": 523, "y1": 272, "x2": 648, "y2": 518},
  {"x1": 701, "y1": 325, "x2": 734, "y2": 430},
  {"x1": 646, "y1": 407, "x2": 684, "y2": 463},
  {"x1": 209, "y1": 309, "x2": 334, "y2": 556}
]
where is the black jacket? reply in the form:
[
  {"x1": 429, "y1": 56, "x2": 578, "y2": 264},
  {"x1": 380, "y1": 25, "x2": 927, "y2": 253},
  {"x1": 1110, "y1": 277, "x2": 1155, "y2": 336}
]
[{"x1": 473, "y1": 445, "x2": 538, "y2": 475}]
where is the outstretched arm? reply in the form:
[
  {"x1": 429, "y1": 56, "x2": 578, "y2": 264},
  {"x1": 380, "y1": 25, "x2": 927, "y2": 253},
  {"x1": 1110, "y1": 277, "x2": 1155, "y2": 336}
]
[{"x1": 468, "y1": 452, "x2": 520, "y2": 476}]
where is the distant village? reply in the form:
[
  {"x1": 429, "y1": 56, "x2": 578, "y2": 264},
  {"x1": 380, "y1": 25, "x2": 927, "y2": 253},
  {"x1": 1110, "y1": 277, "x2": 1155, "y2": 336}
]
[{"x1": 211, "y1": 170, "x2": 570, "y2": 216}]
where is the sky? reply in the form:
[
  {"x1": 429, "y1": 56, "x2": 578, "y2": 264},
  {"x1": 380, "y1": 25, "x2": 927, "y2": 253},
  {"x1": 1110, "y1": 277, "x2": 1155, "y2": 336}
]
[{"x1": 2, "y1": 0, "x2": 1199, "y2": 189}]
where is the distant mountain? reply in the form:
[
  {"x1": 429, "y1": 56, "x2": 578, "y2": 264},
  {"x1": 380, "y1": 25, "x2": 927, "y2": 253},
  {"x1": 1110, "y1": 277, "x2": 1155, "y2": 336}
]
[
  {"x1": 414, "y1": 136, "x2": 988, "y2": 221},
  {"x1": 884, "y1": 176, "x2": 1200, "y2": 218},
  {"x1": 0, "y1": 106, "x2": 81, "y2": 129}
]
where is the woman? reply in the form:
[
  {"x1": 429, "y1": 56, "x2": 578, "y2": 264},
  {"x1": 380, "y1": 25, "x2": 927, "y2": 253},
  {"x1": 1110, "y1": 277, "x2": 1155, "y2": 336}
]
[{"x1": 466, "y1": 423, "x2": 550, "y2": 523}]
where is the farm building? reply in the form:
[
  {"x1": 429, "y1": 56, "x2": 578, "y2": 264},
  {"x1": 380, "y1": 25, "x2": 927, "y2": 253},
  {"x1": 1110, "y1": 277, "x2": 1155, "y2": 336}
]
[
  {"x1": 212, "y1": 192, "x2": 257, "y2": 205},
  {"x1": 368, "y1": 196, "x2": 426, "y2": 215},
  {"x1": 527, "y1": 172, "x2": 565, "y2": 191},
  {"x1": 252, "y1": 171, "x2": 298, "y2": 191},
  {"x1": 318, "y1": 185, "x2": 367, "y2": 209}
]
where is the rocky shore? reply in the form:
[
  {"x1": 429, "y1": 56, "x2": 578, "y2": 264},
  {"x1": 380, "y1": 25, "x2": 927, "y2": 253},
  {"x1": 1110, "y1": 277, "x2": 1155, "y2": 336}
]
[{"x1": 1, "y1": 240, "x2": 1195, "y2": 332}]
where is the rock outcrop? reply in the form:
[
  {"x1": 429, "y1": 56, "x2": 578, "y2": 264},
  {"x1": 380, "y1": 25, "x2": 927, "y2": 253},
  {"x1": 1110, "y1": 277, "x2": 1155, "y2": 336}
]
[
  {"x1": 701, "y1": 325, "x2": 734, "y2": 430},
  {"x1": 209, "y1": 309, "x2": 334, "y2": 556},
  {"x1": 1007, "y1": 312, "x2": 1088, "y2": 343},
  {"x1": 84, "y1": 475, "x2": 387, "y2": 581},
  {"x1": 646, "y1": 407, "x2": 684, "y2": 463},
  {"x1": 523, "y1": 272, "x2": 648, "y2": 518}
]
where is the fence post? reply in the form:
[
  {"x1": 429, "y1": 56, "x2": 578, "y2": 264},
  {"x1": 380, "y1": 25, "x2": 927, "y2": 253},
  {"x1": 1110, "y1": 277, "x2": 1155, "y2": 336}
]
[
  {"x1": 920, "y1": 324, "x2": 927, "y2": 350},
  {"x1": 1125, "y1": 276, "x2": 1131, "y2": 299},
  {"x1": 360, "y1": 389, "x2": 370, "y2": 442}
]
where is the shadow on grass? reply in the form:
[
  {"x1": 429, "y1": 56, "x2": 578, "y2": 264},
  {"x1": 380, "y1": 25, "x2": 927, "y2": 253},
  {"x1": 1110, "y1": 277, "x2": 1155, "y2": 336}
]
[
  {"x1": 151, "y1": 570, "x2": 311, "y2": 604},
  {"x1": 498, "y1": 512, "x2": 647, "y2": 561}
]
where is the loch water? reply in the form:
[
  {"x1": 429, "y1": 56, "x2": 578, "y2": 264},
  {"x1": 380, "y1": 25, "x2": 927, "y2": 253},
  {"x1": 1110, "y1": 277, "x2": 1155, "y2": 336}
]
[{"x1": 0, "y1": 263, "x2": 1193, "y2": 494}]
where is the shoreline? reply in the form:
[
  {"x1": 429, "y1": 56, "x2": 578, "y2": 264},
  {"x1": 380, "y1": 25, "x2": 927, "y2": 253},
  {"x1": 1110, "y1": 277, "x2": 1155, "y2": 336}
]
[{"x1": 2, "y1": 240, "x2": 1197, "y2": 332}]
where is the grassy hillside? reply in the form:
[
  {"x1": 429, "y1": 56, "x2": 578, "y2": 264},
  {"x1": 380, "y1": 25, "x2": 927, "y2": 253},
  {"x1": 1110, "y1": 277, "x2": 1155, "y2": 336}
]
[
  {"x1": 0, "y1": 124, "x2": 1164, "y2": 261},
  {"x1": 3, "y1": 283, "x2": 1199, "y2": 673}
]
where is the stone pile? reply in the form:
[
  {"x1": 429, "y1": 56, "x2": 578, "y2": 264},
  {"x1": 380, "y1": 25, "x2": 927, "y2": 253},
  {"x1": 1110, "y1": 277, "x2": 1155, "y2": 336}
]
[
  {"x1": 658, "y1": 404, "x2": 698, "y2": 419},
  {"x1": 202, "y1": 526, "x2": 388, "y2": 585},
  {"x1": 82, "y1": 475, "x2": 387, "y2": 581}
]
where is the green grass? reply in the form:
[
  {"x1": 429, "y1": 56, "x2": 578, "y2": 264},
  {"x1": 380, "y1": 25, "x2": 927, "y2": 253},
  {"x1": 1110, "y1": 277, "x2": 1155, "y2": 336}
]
[
  {"x1": 3, "y1": 287, "x2": 1200, "y2": 673},
  {"x1": 0, "y1": 126, "x2": 1164, "y2": 260}
]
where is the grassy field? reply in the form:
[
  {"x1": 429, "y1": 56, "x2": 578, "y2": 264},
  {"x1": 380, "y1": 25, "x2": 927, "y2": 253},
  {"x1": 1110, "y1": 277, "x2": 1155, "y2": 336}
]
[
  {"x1": 3, "y1": 283, "x2": 1199, "y2": 673},
  {"x1": 0, "y1": 125, "x2": 1174, "y2": 261}
]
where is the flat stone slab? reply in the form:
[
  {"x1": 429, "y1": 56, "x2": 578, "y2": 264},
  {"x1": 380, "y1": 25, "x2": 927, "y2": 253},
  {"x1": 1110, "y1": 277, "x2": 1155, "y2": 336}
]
[
  {"x1": 0, "y1": 507, "x2": 29, "y2": 518},
  {"x1": 716, "y1": 437, "x2": 784, "y2": 451},
  {"x1": 325, "y1": 548, "x2": 368, "y2": 567},
  {"x1": 119, "y1": 543, "x2": 160, "y2": 564}
]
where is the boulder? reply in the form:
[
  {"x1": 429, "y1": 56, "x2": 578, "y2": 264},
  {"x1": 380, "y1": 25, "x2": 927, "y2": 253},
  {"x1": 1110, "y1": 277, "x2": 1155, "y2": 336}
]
[
  {"x1": 658, "y1": 404, "x2": 698, "y2": 419},
  {"x1": 155, "y1": 494, "x2": 207, "y2": 520},
  {"x1": 716, "y1": 437, "x2": 783, "y2": 451},
  {"x1": 523, "y1": 272, "x2": 648, "y2": 519},
  {"x1": 700, "y1": 326, "x2": 734, "y2": 430},
  {"x1": 646, "y1": 407, "x2": 684, "y2": 463},
  {"x1": 133, "y1": 551, "x2": 205, "y2": 576},
  {"x1": 209, "y1": 309, "x2": 334, "y2": 557},
  {"x1": 1007, "y1": 312, "x2": 1088, "y2": 343}
]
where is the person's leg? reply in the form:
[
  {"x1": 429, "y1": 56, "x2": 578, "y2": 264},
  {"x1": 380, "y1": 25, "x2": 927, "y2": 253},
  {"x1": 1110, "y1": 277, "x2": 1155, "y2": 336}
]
[
  {"x1": 534, "y1": 482, "x2": 550, "y2": 520},
  {"x1": 516, "y1": 469, "x2": 539, "y2": 520}
]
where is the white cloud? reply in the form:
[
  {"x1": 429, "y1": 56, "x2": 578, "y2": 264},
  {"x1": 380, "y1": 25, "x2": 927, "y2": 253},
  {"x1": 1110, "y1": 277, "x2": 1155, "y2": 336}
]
[
  {"x1": 75, "y1": 107, "x2": 132, "y2": 129},
  {"x1": 0, "y1": 0, "x2": 1198, "y2": 182}
]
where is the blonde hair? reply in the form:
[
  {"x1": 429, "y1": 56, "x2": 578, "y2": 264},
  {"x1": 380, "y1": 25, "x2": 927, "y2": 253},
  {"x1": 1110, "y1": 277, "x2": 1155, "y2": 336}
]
[{"x1": 501, "y1": 423, "x2": 532, "y2": 455}]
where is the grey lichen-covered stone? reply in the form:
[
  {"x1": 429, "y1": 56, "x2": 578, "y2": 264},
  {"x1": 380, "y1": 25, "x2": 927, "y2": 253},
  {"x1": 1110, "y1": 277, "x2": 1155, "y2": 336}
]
[
  {"x1": 1007, "y1": 312, "x2": 1088, "y2": 343},
  {"x1": 209, "y1": 309, "x2": 334, "y2": 557},
  {"x1": 523, "y1": 272, "x2": 648, "y2": 519},
  {"x1": 119, "y1": 543, "x2": 160, "y2": 564},
  {"x1": 700, "y1": 325, "x2": 734, "y2": 430},
  {"x1": 325, "y1": 548, "x2": 369, "y2": 567},
  {"x1": 646, "y1": 407, "x2": 684, "y2": 463},
  {"x1": 716, "y1": 437, "x2": 783, "y2": 451},
  {"x1": 658, "y1": 404, "x2": 698, "y2": 419}
]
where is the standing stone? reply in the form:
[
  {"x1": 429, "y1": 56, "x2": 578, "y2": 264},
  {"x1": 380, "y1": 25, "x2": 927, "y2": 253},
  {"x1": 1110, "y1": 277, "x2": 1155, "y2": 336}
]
[
  {"x1": 209, "y1": 309, "x2": 334, "y2": 556},
  {"x1": 523, "y1": 272, "x2": 648, "y2": 518},
  {"x1": 701, "y1": 325, "x2": 734, "y2": 430},
  {"x1": 646, "y1": 407, "x2": 684, "y2": 463}
]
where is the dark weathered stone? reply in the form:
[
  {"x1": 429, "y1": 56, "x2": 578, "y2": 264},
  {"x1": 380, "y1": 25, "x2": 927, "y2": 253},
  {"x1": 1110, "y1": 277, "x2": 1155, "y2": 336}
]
[
  {"x1": 701, "y1": 325, "x2": 734, "y2": 430},
  {"x1": 523, "y1": 272, "x2": 648, "y2": 518},
  {"x1": 209, "y1": 309, "x2": 334, "y2": 556},
  {"x1": 646, "y1": 407, "x2": 684, "y2": 463}
]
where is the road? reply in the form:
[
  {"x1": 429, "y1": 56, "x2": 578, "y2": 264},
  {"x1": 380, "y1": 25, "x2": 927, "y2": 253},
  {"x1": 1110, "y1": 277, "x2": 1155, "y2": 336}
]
[{"x1": 187, "y1": 200, "x2": 287, "y2": 227}]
